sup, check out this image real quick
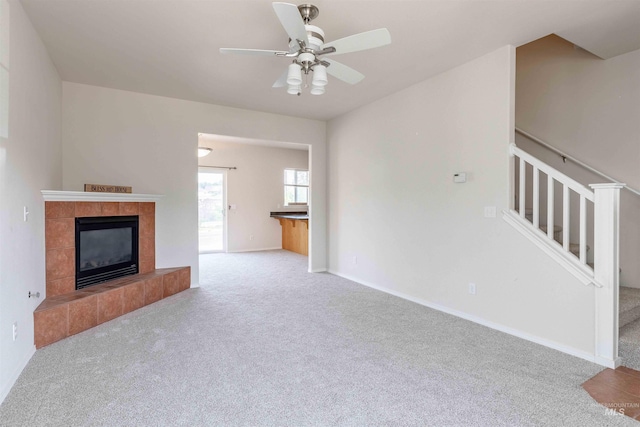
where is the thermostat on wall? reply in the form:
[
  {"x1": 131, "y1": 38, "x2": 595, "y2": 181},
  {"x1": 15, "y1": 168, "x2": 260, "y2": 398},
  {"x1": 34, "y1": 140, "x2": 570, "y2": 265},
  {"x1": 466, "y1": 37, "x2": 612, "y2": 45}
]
[{"x1": 453, "y1": 172, "x2": 467, "y2": 183}]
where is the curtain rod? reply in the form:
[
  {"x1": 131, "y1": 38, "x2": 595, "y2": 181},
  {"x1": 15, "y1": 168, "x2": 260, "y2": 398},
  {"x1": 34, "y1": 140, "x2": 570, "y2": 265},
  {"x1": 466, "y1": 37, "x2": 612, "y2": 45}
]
[{"x1": 199, "y1": 165, "x2": 237, "y2": 170}]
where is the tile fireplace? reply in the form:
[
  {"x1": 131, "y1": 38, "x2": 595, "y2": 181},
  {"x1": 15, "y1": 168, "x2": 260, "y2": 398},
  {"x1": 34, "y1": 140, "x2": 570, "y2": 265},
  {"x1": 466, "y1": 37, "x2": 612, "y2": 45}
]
[{"x1": 35, "y1": 191, "x2": 190, "y2": 348}]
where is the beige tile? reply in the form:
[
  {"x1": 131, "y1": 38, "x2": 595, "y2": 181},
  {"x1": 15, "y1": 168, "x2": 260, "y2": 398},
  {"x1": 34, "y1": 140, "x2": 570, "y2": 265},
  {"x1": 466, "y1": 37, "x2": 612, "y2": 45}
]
[
  {"x1": 139, "y1": 202, "x2": 155, "y2": 216},
  {"x1": 45, "y1": 201, "x2": 75, "y2": 219},
  {"x1": 178, "y1": 267, "x2": 191, "y2": 291},
  {"x1": 47, "y1": 277, "x2": 76, "y2": 297},
  {"x1": 144, "y1": 276, "x2": 163, "y2": 305},
  {"x1": 34, "y1": 305, "x2": 68, "y2": 348},
  {"x1": 45, "y1": 218, "x2": 75, "y2": 250},
  {"x1": 163, "y1": 272, "x2": 180, "y2": 298},
  {"x1": 100, "y1": 202, "x2": 119, "y2": 216},
  {"x1": 68, "y1": 295, "x2": 98, "y2": 335},
  {"x1": 75, "y1": 202, "x2": 101, "y2": 217},
  {"x1": 119, "y1": 202, "x2": 139, "y2": 216},
  {"x1": 46, "y1": 248, "x2": 75, "y2": 282},
  {"x1": 97, "y1": 288, "x2": 124, "y2": 324},
  {"x1": 123, "y1": 281, "x2": 145, "y2": 314},
  {"x1": 139, "y1": 214, "x2": 155, "y2": 237}
]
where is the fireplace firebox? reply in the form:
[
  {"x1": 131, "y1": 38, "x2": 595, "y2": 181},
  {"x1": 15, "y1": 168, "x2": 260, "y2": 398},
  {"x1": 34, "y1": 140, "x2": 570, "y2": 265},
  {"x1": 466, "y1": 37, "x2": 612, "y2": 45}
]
[{"x1": 75, "y1": 216, "x2": 139, "y2": 289}]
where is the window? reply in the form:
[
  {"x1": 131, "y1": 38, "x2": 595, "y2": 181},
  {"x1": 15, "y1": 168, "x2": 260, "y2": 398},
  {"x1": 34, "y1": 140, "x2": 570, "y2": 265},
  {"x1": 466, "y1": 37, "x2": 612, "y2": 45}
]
[{"x1": 284, "y1": 169, "x2": 308, "y2": 206}]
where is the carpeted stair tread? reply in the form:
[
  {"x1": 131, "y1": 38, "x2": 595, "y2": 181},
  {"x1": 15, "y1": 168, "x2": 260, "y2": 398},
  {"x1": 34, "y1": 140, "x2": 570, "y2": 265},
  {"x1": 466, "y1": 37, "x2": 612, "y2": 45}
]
[
  {"x1": 620, "y1": 287, "x2": 640, "y2": 328},
  {"x1": 619, "y1": 312, "x2": 640, "y2": 372}
]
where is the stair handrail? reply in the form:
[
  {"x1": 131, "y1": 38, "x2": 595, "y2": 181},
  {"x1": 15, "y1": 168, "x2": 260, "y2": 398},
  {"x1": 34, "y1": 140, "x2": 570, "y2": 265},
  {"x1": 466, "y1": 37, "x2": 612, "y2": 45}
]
[
  {"x1": 510, "y1": 143, "x2": 594, "y2": 200},
  {"x1": 515, "y1": 127, "x2": 640, "y2": 198}
]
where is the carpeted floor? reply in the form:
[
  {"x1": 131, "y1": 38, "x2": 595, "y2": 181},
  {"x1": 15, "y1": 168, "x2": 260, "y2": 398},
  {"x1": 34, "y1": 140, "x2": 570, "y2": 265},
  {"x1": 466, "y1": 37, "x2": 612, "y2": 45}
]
[{"x1": 0, "y1": 250, "x2": 635, "y2": 426}]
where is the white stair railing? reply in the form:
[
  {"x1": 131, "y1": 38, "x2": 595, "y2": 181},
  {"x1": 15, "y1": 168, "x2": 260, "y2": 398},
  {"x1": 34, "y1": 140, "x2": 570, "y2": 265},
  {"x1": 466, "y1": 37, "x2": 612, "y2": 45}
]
[
  {"x1": 510, "y1": 143, "x2": 594, "y2": 270},
  {"x1": 505, "y1": 143, "x2": 624, "y2": 367}
]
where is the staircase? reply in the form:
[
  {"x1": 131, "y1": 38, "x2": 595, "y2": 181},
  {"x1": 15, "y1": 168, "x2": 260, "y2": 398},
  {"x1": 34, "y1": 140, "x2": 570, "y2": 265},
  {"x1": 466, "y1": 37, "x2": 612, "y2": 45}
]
[
  {"x1": 506, "y1": 141, "x2": 624, "y2": 367},
  {"x1": 621, "y1": 288, "x2": 640, "y2": 329},
  {"x1": 512, "y1": 129, "x2": 640, "y2": 370}
]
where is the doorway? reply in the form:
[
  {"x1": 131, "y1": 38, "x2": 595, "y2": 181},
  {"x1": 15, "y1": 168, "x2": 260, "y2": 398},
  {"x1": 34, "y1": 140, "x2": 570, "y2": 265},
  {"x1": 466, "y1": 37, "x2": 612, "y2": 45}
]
[{"x1": 198, "y1": 168, "x2": 226, "y2": 253}]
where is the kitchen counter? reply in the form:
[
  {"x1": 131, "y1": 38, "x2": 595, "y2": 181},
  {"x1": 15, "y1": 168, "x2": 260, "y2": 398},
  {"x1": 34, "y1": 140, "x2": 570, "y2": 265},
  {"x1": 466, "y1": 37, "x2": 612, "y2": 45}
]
[
  {"x1": 270, "y1": 211, "x2": 308, "y2": 256},
  {"x1": 269, "y1": 211, "x2": 308, "y2": 220}
]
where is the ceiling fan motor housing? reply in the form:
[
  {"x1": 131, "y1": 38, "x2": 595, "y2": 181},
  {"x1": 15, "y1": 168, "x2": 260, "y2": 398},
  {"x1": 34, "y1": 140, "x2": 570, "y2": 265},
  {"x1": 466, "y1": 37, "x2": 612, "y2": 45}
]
[
  {"x1": 305, "y1": 25, "x2": 324, "y2": 50},
  {"x1": 289, "y1": 25, "x2": 324, "y2": 51}
]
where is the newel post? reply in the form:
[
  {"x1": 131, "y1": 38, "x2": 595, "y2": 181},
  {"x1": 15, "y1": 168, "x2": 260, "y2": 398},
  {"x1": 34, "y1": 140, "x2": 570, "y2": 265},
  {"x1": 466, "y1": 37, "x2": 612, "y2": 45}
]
[{"x1": 591, "y1": 183, "x2": 624, "y2": 366}]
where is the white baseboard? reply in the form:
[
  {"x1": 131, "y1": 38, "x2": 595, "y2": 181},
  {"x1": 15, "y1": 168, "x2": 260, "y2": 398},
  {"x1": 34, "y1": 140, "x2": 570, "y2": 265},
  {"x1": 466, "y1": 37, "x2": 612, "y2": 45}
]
[
  {"x1": 328, "y1": 269, "x2": 605, "y2": 367},
  {"x1": 0, "y1": 345, "x2": 36, "y2": 405},
  {"x1": 594, "y1": 356, "x2": 621, "y2": 369},
  {"x1": 227, "y1": 247, "x2": 282, "y2": 253},
  {"x1": 308, "y1": 268, "x2": 327, "y2": 273}
]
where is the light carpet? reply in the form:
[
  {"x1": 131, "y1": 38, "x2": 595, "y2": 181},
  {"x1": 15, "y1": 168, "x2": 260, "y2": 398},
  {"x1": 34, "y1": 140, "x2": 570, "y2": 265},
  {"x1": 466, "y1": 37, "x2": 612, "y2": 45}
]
[{"x1": 0, "y1": 250, "x2": 634, "y2": 426}]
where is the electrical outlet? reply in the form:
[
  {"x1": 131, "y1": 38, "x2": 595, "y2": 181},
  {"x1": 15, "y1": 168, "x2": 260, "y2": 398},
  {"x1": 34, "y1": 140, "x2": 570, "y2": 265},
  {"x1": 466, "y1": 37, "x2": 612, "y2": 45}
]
[
  {"x1": 23, "y1": 206, "x2": 29, "y2": 222},
  {"x1": 353, "y1": 256, "x2": 358, "y2": 265},
  {"x1": 249, "y1": 235, "x2": 253, "y2": 241},
  {"x1": 12, "y1": 322, "x2": 17, "y2": 341},
  {"x1": 468, "y1": 283, "x2": 476, "y2": 295}
]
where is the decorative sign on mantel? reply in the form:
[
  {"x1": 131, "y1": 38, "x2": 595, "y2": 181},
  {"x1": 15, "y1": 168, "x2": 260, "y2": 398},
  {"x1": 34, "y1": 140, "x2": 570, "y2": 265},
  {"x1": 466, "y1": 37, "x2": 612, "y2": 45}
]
[{"x1": 84, "y1": 184, "x2": 132, "y2": 194}]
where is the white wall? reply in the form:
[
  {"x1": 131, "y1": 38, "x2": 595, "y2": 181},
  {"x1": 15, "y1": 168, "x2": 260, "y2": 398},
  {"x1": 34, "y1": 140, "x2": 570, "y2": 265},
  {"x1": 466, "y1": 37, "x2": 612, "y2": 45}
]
[
  {"x1": 0, "y1": 0, "x2": 62, "y2": 403},
  {"x1": 516, "y1": 35, "x2": 640, "y2": 189},
  {"x1": 327, "y1": 46, "x2": 599, "y2": 360},
  {"x1": 199, "y1": 140, "x2": 308, "y2": 252},
  {"x1": 62, "y1": 83, "x2": 327, "y2": 280},
  {"x1": 516, "y1": 35, "x2": 640, "y2": 288}
]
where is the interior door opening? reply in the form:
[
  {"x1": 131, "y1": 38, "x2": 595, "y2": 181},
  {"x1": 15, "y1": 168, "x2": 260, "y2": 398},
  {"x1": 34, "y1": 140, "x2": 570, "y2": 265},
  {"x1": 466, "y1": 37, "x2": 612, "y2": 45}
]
[{"x1": 198, "y1": 169, "x2": 226, "y2": 253}]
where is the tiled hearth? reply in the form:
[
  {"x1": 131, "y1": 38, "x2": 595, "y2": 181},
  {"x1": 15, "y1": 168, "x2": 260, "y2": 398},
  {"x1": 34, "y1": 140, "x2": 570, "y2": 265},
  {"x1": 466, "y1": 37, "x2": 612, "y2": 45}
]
[
  {"x1": 34, "y1": 267, "x2": 190, "y2": 348},
  {"x1": 35, "y1": 192, "x2": 191, "y2": 348}
]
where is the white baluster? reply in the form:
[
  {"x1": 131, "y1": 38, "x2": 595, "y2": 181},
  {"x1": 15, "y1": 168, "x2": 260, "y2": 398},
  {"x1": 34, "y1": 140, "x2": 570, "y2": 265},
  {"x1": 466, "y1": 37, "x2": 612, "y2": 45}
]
[
  {"x1": 519, "y1": 157, "x2": 525, "y2": 218},
  {"x1": 547, "y1": 176, "x2": 554, "y2": 240},
  {"x1": 579, "y1": 195, "x2": 587, "y2": 264},
  {"x1": 533, "y1": 166, "x2": 539, "y2": 228},
  {"x1": 563, "y1": 185, "x2": 570, "y2": 251}
]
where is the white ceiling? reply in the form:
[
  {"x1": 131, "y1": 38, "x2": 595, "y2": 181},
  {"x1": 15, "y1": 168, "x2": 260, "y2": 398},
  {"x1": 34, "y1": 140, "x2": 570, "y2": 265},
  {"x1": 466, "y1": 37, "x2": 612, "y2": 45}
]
[{"x1": 21, "y1": 0, "x2": 640, "y2": 121}]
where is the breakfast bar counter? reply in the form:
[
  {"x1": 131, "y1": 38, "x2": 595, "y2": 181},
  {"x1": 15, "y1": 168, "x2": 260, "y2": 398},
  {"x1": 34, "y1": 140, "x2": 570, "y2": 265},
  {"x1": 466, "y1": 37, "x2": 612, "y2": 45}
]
[{"x1": 270, "y1": 212, "x2": 308, "y2": 256}]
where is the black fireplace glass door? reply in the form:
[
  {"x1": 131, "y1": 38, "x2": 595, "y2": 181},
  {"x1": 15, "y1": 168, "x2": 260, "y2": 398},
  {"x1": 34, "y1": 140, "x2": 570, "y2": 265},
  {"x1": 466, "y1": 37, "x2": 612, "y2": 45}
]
[{"x1": 75, "y1": 216, "x2": 139, "y2": 289}]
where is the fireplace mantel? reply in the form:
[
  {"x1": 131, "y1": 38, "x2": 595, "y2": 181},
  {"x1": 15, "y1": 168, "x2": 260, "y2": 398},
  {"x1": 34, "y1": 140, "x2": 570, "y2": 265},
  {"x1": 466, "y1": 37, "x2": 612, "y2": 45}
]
[{"x1": 42, "y1": 190, "x2": 163, "y2": 202}]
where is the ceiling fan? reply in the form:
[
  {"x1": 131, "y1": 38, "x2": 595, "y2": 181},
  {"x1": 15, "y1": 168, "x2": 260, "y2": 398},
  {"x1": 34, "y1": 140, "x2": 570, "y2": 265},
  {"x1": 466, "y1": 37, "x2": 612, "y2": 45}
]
[{"x1": 220, "y1": 2, "x2": 391, "y2": 96}]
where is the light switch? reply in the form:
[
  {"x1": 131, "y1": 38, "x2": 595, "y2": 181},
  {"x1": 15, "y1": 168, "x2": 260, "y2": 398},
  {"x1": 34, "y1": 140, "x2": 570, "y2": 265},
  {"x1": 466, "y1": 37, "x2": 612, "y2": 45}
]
[{"x1": 484, "y1": 206, "x2": 497, "y2": 218}]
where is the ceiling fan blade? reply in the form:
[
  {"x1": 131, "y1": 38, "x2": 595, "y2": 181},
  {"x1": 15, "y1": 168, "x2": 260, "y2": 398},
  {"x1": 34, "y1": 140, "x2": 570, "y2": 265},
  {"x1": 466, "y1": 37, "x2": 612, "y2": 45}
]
[
  {"x1": 272, "y1": 70, "x2": 288, "y2": 88},
  {"x1": 322, "y1": 28, "x2": 391, "y2": 56},
  {"x1": 220, "y1": 48, "x2": 287, "y2": 56},
  {"x1": 272, "y1": 2, "x2": 309, "y2": 47},
  {"x1": 324, "y1": 59, "x2": 365, "y2": 85}
]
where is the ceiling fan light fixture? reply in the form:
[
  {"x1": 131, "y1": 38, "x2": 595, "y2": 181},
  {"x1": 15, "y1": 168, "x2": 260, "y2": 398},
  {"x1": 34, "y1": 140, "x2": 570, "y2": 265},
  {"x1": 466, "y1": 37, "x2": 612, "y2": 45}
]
[
  {"x1": 286, "y1": 63, "x2": 302, "y2": 85},
  {"x1": 198, "y1": 147, "x2": 213, "y2": 157},
  {"x1": 287, "y1": 84, "x2": 301, "y2": 95},
  {"x1": 310, "y1": 84, "x2": 325, "y2": 95},
  {"x1": 312, "y1": 64, "x2": 328, "y2": 87}
]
